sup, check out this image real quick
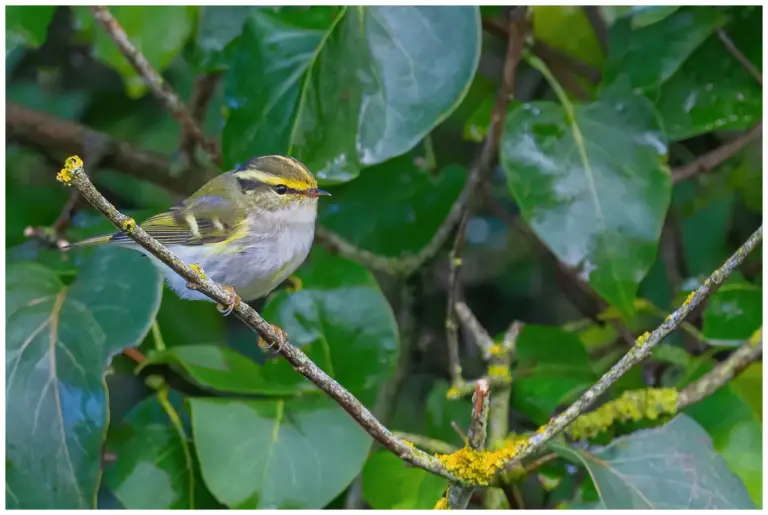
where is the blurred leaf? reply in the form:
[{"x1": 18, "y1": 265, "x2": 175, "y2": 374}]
[
  {"x1": 260, "y1": 249, "x2": 399, "y2": 405},
  {"x1": 190, "y1": 396, "x2": 372, "y2": 508},
  {"x1": 104, "y1": 394, "x2": 198, "y2": 509},
  {"x1": 731, "y1": 362, "x2": 762, "y2": 422},
  {"x1": 500, "y1": 84, "x2": 671, "y2": 317},
  {"x1": 82, "y1": 6, "x2": 197, "y2": 98},
  {"x1": 630, "y1": 6, "x2": 681, "y2": 29},
  {"x1": 512, "y1": 325, "x2": 597, "y2": 424},
  {"x1": 194, "y1": 6, "x2": 257, "y2": 71},
  {"x1": 651, "y1": 9, "x2": 762, "y2": 141},
  {"x1": 553, "y1": 415, "x2": 755, "y2": 508},
  {"x1": 426, "y1": 380, "x2": 473, "y2": 447},
  {"x1": 362, "y1": 450, "x2": 448, "y2": 509},
  {"x1": 532, "y1": 6, "x2": 604, "y2": 68},
  {"x1": 463, "y1": 95, "x2": 494, "y2": 142},
  {"x1": 143, "y1": 345, "x2": 301, "y2": 396},
  {"x1": 681, "y1": 360, "x2": 762, "y2": 507},
  {"x1": 702, "y1": 284, "x2": 762, "y2": 345},
  {"x1": 222, "y1": 6, "x2": 481, "y2": 183},
  {"x1": 604, "y1": 7, "x2": 725, "y2": 92},
  {"x1": 319, "y1": 158, "x2": 466, "y2": 256},
  {"x1": 154, "y1": 285, "x2": 226, "y2": 347},
  {"x1": 6, "y1": 249, "x2": 162, "y2": 509},
  {"x1": 6, "y1": 6, "x2": 55, "y2": 55},
  {"x1": 7, "y1": 82, "x2": 90, "y2": 120}
]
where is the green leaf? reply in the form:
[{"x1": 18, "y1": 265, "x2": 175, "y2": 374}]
[
  {"x1": 702, "y1": 284, "x2": 762, "y2": 345},
  {"x1": 731, "y1": 362, "x2": 762, "y2": 422},
  {"x1": 154, "y1": 285, "x2": 226, "y2": 347},
  {"x1": 190, "y1": 396, "x2": 372, "y2": 508},
  {"x1": 604, "y1": 7, "x2": 725, "y2": 92},
  {"x1": 6, "y1": 6, "x2": 55, "y2": 55},
  {"x1": 553, "y1": 415, "x2": 755, "y2": 509},
  {"x1": 681, "y1": 359, "x2": 763, "y2": 506},
  {"x1": 319, "y1": 157, "x2": 466, "y2": 256},
  {"x1": 260, "y1": 249, "x2": 399, "y2": 405},
  {"x1": 652, "y1": 9, "x2": 762, "y2": 141},
  {"x1": 500, "y1": 85, "x2": 672, "y2": 317},
  {"x1": 143, "y1": 345, "x2": 302, "y2": 396},
  {"x1": 194, "y1": 6, "x2": 258, "y2": 71},
  {"x1": 222, "y1": 6, "x2": 481, "y2": 183},
  {"x1": 83, "y1": 6, "x2": 197, "y2": 98},
  {"x1": 531, "y1": 6, "x2": 604, "y2": 68},
  {"x1": 362, "y1": 450, "x2": 448, "y2": 509},
  {"x1": 512, "y1": 325, "x2": 597, "y2": 424},
  {"x1": 630, "y1": 6, "x2": 681, "y2": 29},
  {"x1": 6, "y1": 249, "x2": 162, "y2": 509},
  {"x1": 426, "y1": 380, "x2": 473, "y2": 447},
  {"x1": 104, "y1": 395, "x2": 193, "y2": 509},
  {"x1": 463, "y1": 95, "x2": 495, "y2": 142}
]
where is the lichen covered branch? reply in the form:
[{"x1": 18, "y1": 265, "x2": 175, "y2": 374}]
[
  {"x1": 495, "y1": 225, "x2": 762, "y2": 475},
  {"x1": 89, "y1": 6, "x2": 220, "y2": 164},
  {"x1": 56, "y1": 156, "x2": 461, "y2": 484}
]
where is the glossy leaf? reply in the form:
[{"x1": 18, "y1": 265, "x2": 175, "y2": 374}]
[
  {"x1": 222, "y1": 6, "x2": 481, "y2": 183},
  {"x1": 260, "y1": 249, "x2": 399, "y2": 405},
  {"x1": 143, "y1": 345, "x2": 302, "y2": 396},
  {"x1": 500, "y1": 86, "x2": 671, "y2": 317},
  {"x1": 681, "y1": 359, "x2": 763, "y2": 506},
  {"x1": 512, "y1": 325, "x2": 597, "y2": 424},
  {"x1": 553, "y1": 415, "x2": 755, "y2": 509},
  {"x1": 532, "y1": 6, "x2": 604, "y2": 68},
  {"x1": 6, "y1": 6, "x2": 55, "y2": 55},
  {"x1": 194, "y1": 6, "x2": 257, "y2": 71},
  {"x1": 362, "y1": 450, "x2": 448, "y2": 509},
  {"x1": 6, "y1": 249, "x2": 162, "y2": 509},
  {"x1": 630, "y1": 6, "x2": 681, "y2": 29},
  {"x1": 604, "y1": 7, "x2": 725, "y2": 92},
  {"x1": 319, "y1": 157, "x2": 466, "y2": 256},
  {"x1": 84, "y1": 6, "x2": 197, "y2": 98},
  {"x1": 702, "y1": 284, "x2": 762, "y2": 345},
  {"x1": 652, "y1": 9, "x2": 762, "y2": 141},
  {"x1": 190, "y1": 396, "x2": 372, "y2": 508}
]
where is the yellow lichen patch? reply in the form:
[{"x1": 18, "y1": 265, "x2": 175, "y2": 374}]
[
  {"x1": 65, "y1": 155, "x2": 83, "y2": 171},
  {"x1": 567, "y1": 388, "x2": 679, "y2": 440},
  {"x1": 435, "y1": 438, "x2": 526, "y2": 485},
  {"x1": 121, "y1": 218, "x2": 137, "y2": 233},
  {"x1": 401, "y1": 439, "x2": 415, "y2": 449},
  {"x1": 487, "y1": 364, "x2": 512, "y2": 381},
  {"x1": 190, "y1": 263, "x2": 207, "y2": 280},
  {"x1": 683, "y1": 290, "x2": 696, "y2": 306},
  {"x1": 434, "y1": 497, "x2": 449, "y2": 510},
  {"x1": 635, "y1": 331, "x2": 651, "y2": 347},
  {"x1": 446, "y1": 386, "x2": 461, "y2": 400},
  {"x1": 452, "y1": 257, "x2": 463, "y2": 267},
  {"x1": 488, "y1": 344, "x2": 505, "y2": 357},
  {"x1": 56, "y1": 167, "x2": 74, "y2": 185}
]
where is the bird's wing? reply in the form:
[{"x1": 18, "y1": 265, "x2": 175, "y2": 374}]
[{"x1": 110, "y1": 195, "x2": 245, "y2": 247}]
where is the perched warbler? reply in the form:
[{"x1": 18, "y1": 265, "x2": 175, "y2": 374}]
[{"x1": 69, "y1": 155, "x2": 330, "y2": 315}]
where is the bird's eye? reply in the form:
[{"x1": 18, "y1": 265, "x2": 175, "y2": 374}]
[{"x1": 275, "y1": 185, "x2": 288, "y2": 195}]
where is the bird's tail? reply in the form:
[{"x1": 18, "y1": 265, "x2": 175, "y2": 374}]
[{"x1": 63, "y1": 233, "x2": 114, "y2": 250}]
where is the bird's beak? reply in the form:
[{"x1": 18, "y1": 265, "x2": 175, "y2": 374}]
[{"x1": 305, "y1": 188, "x2": 331, "y2": 198}]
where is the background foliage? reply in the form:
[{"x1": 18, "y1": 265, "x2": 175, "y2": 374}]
[{"x1": 5, "y1": 5, "x2": 763, "y2": 509}]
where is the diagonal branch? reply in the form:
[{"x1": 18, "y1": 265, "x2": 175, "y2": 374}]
[
  {"x1": 671, "y1": 121, "x2": 763, "y2": 183},
  {"x1": 89, "y1": 6, "x2": 221, "y2": 164},
  {"x1": 56, "y1": 156, "x2": 462, "y2": 485},
  {"x1": 716, "y1": 28, "x2": 762, "y2": 86},
  {"x1": 495, "y1": 225, "x2": 763, "y2": 476}
]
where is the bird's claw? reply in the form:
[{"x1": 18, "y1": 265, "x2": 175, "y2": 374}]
[
  {"x1": 216, "y1": 286, "x2": 240, "y2": 316},
  {"x1": 258, "y1": 324, "x2": 288, "y2": 352},
  {"x1": 285, "y1": 275, "x2": 303, "y2": 293}
]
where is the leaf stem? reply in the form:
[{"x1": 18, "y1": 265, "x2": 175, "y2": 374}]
[
  {"x1": 151, "y1": 320, "x2": 167, "y2": 352},
  {"x1": 157, "y1": 386, "x2": 195, "y2": 509}
]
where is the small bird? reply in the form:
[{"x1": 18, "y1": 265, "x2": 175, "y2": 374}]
[{"x1": 69, "y1": 155, "x2": 330, "y2": 315}]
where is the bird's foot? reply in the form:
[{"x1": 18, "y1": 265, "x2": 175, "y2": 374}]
[
  {"x1": 258, "y1": 324, "x2": 288, "y2": 352},
  {"x1": 285, "y1": 275, "x2": 303, "y2": 293},
  {"x1": 216, "y1": 286, "x2": 241, "y2": 316}
]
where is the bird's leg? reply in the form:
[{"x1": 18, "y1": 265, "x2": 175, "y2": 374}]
[
  {"x1": 216, "y1": 286, "x2": 241, "y2": 316},
  {"x1": 258, "y1": 324, "x2": 288, "y2": 352},
  {"x1": 285, "y1": 275, "x2": 303, "y2": 293}
]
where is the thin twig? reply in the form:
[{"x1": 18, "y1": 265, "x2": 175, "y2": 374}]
[
  {"x1": 180, "y1": 73, "x2": 222, "y2": 168},
  {"x1": 582, "y1": 7, "x2": 609, "y2": 56},
  {"x1": 455, "y1": 301, "x2": 494, "y2": 359},
  {"x1": 393, "y1": 432, "x2": 457, "y2": 455},
  {"x1": 496, "y1": 226, "x2": 763, "y2": 476},
  {"x1": 447, "y1": 380, "x2": 490, "y2": 509},
  {"x1": 716, "y1": 28, "x2": 762, "y2": 86},
  {"x1": 89, "y1": 6, "x2": 220, "y2": 164},
  {"x1": 56, "y1": 157, "x2": 463, "y2": 484},
  {"x1": 678, "y1": 330, "x2": 762, "y2": 409},
  {"x1": 672, "y1": 122, "x2": 763, "y2": 183},
  {"x1": 445, "y1": 6, "x2": 528, "y2": 390}
]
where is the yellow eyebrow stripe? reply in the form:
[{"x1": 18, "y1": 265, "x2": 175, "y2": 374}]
[{"x1": 235, "y1": 170, "x2": 314, "y2": 191}]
